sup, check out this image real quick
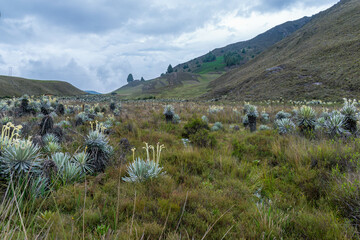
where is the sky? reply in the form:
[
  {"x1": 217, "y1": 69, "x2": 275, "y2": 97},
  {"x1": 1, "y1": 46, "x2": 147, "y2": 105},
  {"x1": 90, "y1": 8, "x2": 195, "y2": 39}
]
[{"x1": 0, "y1": 0, "x2": 339, "y2": 93}]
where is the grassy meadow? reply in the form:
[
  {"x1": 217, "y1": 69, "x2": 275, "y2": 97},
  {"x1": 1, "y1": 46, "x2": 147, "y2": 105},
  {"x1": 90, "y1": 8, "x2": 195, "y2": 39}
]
[{"x1": 0, "y1": 96, "x2": 360, "y2": 239}]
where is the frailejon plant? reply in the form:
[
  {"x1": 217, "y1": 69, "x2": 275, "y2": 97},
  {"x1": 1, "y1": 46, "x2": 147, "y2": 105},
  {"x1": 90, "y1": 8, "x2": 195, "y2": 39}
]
[
  {"x1": 201, "y1": 115, "x2": 209, "y2": 124},
  {"x1": 275, "y1": 111, "x2": 291, "y2": 120},
  {"x1": 172, "y1": 114, "x2": 181, "y2": 124},
  {"x1": 296, "y1": 105, "x2": 317, "y2": 132},
  {"x1": 73, "y1": 151, "x2": 93, "y2": 174},
  {"x1": 51, "y1": 152, "x2": 83, "y2": 185},
  {"x1": 324, "y1": 111, "x2": 348, "y2": 138},
  {"x1": 211, "y1": 122, "x2": 223, "y2": 131},
  {"x1": 85, "y1": 121, "x2": 113, "y2": 173},
  {"x1": 259, "y1": 125, "x2": 271, "y2": 131},
  {"x1": 0, "y1": 139, "x2": 42, "y2": 179},
  {"x1": 44, "y1": 141, "x2": 61, "y2": 155},
  {"x1": 341, "y1": 98, "x2": 358, "y2": 134},
  {"x1": 123, "y1": 142, "x2": 165, "y2": 183},
  {"x1": 163, "y1": 105, "x2": 175, "y2": 122},
  {"x1": 43, "y1": 133, "x2": 59, "y2": 145},
  {"x1": 274, "y1": 118, "x2": 296, "y2": 135},
  {"x1": 242, "y1": 115, "x2": 249, "y2": 128},
  {"x1": 246, "y1": 105, "x2": 258, "y2": 132},
  {"x1": 260, "y1": 111, "x2": 270, "y2": 123},
  {"x1": 0, "y1": 122, "x2": 22, "y2": 150}
]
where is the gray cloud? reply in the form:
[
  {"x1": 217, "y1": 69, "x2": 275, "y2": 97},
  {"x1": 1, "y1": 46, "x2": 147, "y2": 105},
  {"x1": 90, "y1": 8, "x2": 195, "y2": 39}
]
[
  {"x1": 0, "y1": 55, "x2": 5, "y2": 64},
  {"x1": 0, "y1": 0, "x2": 339, "y2": 92},
  {"x1": 251, "y1": 0, "x2": 338, "y2": 13}
]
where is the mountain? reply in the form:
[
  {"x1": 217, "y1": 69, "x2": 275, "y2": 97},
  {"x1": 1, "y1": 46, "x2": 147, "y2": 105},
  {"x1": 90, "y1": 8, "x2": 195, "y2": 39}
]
[
  {"x1": 0, "y1": 75, "x2": 85, "y2": 97},
  {"x1": 203, "y1": 0, "x2": 360, "y2": 101},
  {"x1": 85, "y1": 90, "x2": 102, "y2": 95},
  {"x1": 114, "y1": 16, "x2": 312, "y2": 99},
  {"x1": 173, "y1": 16, "x2": 311, "y2": 74}
]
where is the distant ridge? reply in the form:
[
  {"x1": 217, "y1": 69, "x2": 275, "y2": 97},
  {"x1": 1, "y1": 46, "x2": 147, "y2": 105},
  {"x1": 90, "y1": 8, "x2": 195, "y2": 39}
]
[
  {"x1": 85, "y1": 90, "x2": 101, "y2": 95},
  {"x1": 0, "y1": 75, "x2": 85, "y2": 97}
]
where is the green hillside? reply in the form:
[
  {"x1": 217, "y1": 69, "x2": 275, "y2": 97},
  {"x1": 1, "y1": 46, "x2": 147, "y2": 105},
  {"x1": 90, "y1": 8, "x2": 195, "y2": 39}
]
[
  {"x1": 173, "y1": 16, "x2": 311, "y2": 74},
  {"x1": 203, "y1": 0, "x2": 360, "y2": 101},
  {"x1": 0, "y1": 75, "x2": 85, "y2": 97},
  {"x1": 114, "y1": 72, "x2": 221, "y2": 99}
]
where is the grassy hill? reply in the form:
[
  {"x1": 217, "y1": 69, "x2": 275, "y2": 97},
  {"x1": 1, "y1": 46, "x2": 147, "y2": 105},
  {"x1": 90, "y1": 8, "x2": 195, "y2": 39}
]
[
  {"x1": 173, "y1": 16, "x2": 311, "y2": 74},
  {"x1": 114, "y1": 72, "x2": 221, "y2": 99},
  {"x1": 0, "y1": 75, "x2": 85, "y2": 97},
  {"x1": 203, "y1": 0, "x2": 360, "y2": 101}
]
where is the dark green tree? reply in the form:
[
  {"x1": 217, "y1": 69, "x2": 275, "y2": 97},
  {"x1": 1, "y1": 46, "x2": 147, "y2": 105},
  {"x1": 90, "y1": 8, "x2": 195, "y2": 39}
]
[
  {"x1": 224, "y1": 52, "x2": 243, "y2": 67},
  {"x1": 141, "y1": 77, "x2": 145, "y2": 82},
  {"x1": 203, "y1": 51, "x2": 216, "y2": 63},
  {"x1": 127, "y1": 74, "x2": 134, "y2": 83},
  {"x1": 167, "y1": 64, "x2": 173, "y2": 74}
]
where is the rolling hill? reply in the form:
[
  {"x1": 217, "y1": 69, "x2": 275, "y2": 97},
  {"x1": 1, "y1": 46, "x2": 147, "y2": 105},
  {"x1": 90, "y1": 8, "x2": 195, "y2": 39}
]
[
  {"x1": 0, "y1": 75, "x2": 85, "y2": 97},
  {"x1": 114, "y1": 72, "x2": 221, "y2": 99},
  {"x1": 203, "y1": 0, "x2": 360, "y2": 101}
]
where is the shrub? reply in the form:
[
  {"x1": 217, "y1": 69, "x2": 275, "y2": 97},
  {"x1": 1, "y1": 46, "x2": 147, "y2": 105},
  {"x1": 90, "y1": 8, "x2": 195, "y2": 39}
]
[
  {"x1": 182, "y1": 118, "x2": 209, "y2": 139},
  {"x1": 330, "y1": 174, "x2": 360, "y2": 230},
  {"x1": 189, "y1": 128, "x2": 217, "y2": 148}
]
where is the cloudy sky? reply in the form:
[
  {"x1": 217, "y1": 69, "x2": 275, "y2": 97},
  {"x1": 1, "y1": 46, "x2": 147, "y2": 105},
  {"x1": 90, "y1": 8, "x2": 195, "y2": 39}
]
[{"x1": 0, "y1": 0, "x2": 338, "y2": 93}]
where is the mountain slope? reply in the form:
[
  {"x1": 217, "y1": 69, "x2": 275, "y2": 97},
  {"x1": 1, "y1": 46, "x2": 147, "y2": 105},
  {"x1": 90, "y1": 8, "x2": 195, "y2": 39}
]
[
  {"x1": 173, "y1": 16, "x2": 311, "y2": 74},
  {"x1": 114, "y1": 16, "x2": 312, "y2": 99},
  {"x1": 203, "y1": 0, "x2": 360, "y2": 101},
  {"x1": 0, "y1": 75, "x2": 85, "y2": 97}
]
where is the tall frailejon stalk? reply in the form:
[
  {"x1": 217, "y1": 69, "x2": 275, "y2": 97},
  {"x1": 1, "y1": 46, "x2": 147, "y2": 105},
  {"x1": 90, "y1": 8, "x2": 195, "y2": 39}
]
[
  {"x1": 123, "y1": 142, "x2": 165, "y2": 183},
  {"x1": 246, "y1": 105, "x2": 258, "y2": 132}
]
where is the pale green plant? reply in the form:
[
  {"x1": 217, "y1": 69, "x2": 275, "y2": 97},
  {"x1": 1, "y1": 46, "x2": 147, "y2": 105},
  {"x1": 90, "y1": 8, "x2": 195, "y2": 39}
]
[
  {"x1": 73, "y1": 151, "x2": 93, "y2": 174},
  {"x1": 275, "y1": 118, "x2": 296, "y2": 135},
  {"x1": 296, "y1": 105, "x2": 316, "y2": 131},
  {"x1": 0, "y1": 139, "x2": 42, "y2": 178},
  {"x1": 324, "y1": 111, "x2": 347, "y2": 138},
  {"x1": 123, "y1": 142, "x2": 165, "y2": 183}
]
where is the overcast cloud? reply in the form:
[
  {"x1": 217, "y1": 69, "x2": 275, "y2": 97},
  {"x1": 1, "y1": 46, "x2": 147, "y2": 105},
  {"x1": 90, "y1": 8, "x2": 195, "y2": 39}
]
[{"x1": 0, "y1": 0, "x2": 339, "y2": 93}]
